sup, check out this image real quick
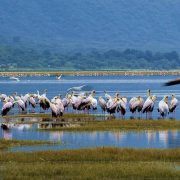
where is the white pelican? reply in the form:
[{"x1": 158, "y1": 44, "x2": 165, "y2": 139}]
[
  {"x1": 117, "y1": 97, "x2": 127, "y2": 118},
  {"x1": 142, "y1": 95, "x2": 156, "y2": 119},
  {"x1": 158, "y1": 96, "x2": 169, "y2": 118},
  {"x1": 56, "y1": 74, "x2": 62, "y2": 80},
  {"x1": 13, "y1": 93, "x2": 26, "y2": 112},
  {"x1": 52, "y1": 96, "x2": 64, "y2": 116},
  {"x1": 169, "y1": 94, "x2": 178, "y2": 116},
  {"x1": 21, "y1": 93, "x2": 29, "y2": 108},
  {"x1": 0, "y1": 93, "x2": 7, "y2": 101},
  {"x1": 37, "y1": 90, "x2": 50, "y2": 112},
  {"x1": 98, "y1": 96, "x2": 107, "y2": 114},
  {"x1": 78, "y1": 90, "x2": 97, "y2": 112},
  {"x1": 49, "y1": 102, "x2": 59, "y2": 117},
  {"x1": 67, "y1": 85, "x2": 86, "y2": 92},
  {"x1": 28, "y1": 94, "x2": 37, "y2": 112},
  {"x1": 1, "y1": 101, "x2": 15, "y2": 116},
  {"x1": 9, "y1": 76, "x2": 20, "y2": 82},
  {"x1": 106, "y1": 95, "x2": 119, "y2": 115},
  {"x1": 70, "y1": 93, "x2": 84, "y2": 111},
  {"x1": 129, "y1": 96, "x2": 144, "y2": 117}
]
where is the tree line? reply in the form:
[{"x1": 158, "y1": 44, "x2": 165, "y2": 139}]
[{"x1": 0, "y1": 45, "x2": 179, "y2": 70}]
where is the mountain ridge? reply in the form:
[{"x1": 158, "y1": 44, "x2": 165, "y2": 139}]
[{"x1": 0, "y1": 0, "x2": 180, "y2": 52}]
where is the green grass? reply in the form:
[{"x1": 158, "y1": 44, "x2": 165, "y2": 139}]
[
  {"x1": 1, "y1": 113, "x2": 96, "y2": 125},
  {"x1": 0, "y1": 148, "x2": 180, "y2": 179},
  {"x1": 2, "y1": 113, "x2": 95, "y2": 119},
  {"x1": 40, "y1": 119, "x2": 180, "y2": 131},
  {"x1": 0, "y1": 139, "x2": 58, "y2": 150}
]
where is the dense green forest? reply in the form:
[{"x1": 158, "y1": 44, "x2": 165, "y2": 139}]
[{"x1": 0, "y1": 45, "x2": 179, "y2": 70}]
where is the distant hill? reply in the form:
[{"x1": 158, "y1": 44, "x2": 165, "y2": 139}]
[{"x1": 1, "y1": 0, "x2": 180, "y2": 52}]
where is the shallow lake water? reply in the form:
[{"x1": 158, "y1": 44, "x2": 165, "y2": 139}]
[
  {"x1": 0, "y1": 120, "x2": 180, "y2": 152},
  {"x1": 1, "y1": 75, "x2": 180, "y2": 152},
  {"x1": 0, "y1": 75, "x2": 180, "y2": 119}
]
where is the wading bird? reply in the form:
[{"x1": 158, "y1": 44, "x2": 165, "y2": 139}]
[
  {"x1": 9, "y1": 76, "x2": 20, "y2": 82},
  {"x1": 142, "y1": 95, "x2": 156, "y2": 119},
  {"x1": 1, "y1": 101, "x2": 15, "y2": 116},
  {"x1": 67, "y1": 85, "x2": 86, "y2": 92},
  {"x1": 106, "y1": 94, "x2": 119, "y2": 116},
  {"x1": 169, "y1": 94, "x2": 178, "y2": 117},
  {"x1": 129, "y1": 96, "x2": 144, "y2": 118},
  {"x1": 117, "y1": 94, "x2": 127, "y2": 118},
  {"x1": 51, "y1": 96, "x2": 64, "y2": 116},
  {"x1": 98, "y1": 96, "x2": 107, "y2": 115},
  {"x1": 0, "y1": 93, "x2": 7, "y2": 101},
  {"x1": 56, "y1": 74, "x2": 62, "y2": 80},
  {"x1": 158, "y1": 96, "x2": 169, "y2": 118},
  {"x1": 21, "y1": 93, "x2": 29, "y2": 108},
  {"x1": 37, "y1": 90, "x2": 50, "y2": 112},
  {"x1": 61, "y1": 94, "x2": 71, "y2": 111},
  {"x1": 13, "y1": 93, "x2": 26, "y2": 113},
  {"x1": 28, "y1": 94, "x2": 37, "y2": 112}
]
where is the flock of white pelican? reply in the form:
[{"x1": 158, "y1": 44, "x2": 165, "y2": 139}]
[{"x1": 0, "y1": 88, "x2": 178, "y2": 119}]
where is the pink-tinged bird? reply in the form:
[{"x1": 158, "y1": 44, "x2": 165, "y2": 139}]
[
  {"x1": 129, "y1": 96, "x2": 144, "y2": 118},
  {"x1": 117, "y1": 97, "x2": 127, "y2": 118},
  {"x1": 1, "y1": 101, "x2": 14, "y2": 116},
  {"x1": 158, "y1": 96, "x2": 169, "y2": 118},
  {"x1": 28, "y1": 95, "x2": 37, "y2": 112},
  {"x1": 142, "y1": 95, "x2": 156, "y2": 119}
]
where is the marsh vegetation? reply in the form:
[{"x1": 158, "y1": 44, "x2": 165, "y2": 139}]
[{"x1": 0, "y1": 147, "x2": 180, "y2": 179}]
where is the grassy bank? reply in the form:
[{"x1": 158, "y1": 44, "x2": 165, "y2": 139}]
[
  {"x1": 2, "y1": 113, "x2": 96, "y2": 124},
  {"x1": 0, "y1": 70, "x2": 180, "y2": 77},
  {"x1": 2, "y1": 113, "x2": 180, "y2": 130},
  {"x1": 2, "y1": 113, "x2": 95, "y2": 119},
  {"x1": 2, "y1": 113, "x2": 180, "y2": 131},
  {"x1": 0, "y1": 139, "x2": 57, "y2": 150},
  {"x1": 0, "y1": 147, "x2": 180, "y2": 179},
  {"x1": 40, "y1": 119, "x2": 180, "y2": 131}
]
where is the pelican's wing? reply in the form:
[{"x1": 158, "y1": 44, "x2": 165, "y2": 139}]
[
  {"x1": 164, "y1": 78, "x2": 180, "y2": 86},
  {"x1": 130, "y1": 100, "x2": 139, "y2": 109},
  {"x1": 98, "y1": 97, "x2": 106, "y2": 106},
  {"x1": 170, "y1": 98, "x2": 178, "y2": 107},
  {"x1": 142, "y1": 98, "x2": 152, "y2": 110}
]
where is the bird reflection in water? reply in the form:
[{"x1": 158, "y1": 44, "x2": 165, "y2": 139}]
[
  {"x1": 159, "y1": 130, "x2": 168, "y2": 146},
  {"x1": 1, "y1": 124, "x2": 12, "y2": 140},
  {"x1": 49, "y1": 131, "x2": 64, "y2": 141},
  {"x1": 112, "y1": 131, "x2": 126, "y2": 142},
  {"x1": 147, "y1": 130, "x2": 156, "y2": 144}
]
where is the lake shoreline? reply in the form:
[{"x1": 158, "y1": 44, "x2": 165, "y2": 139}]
[{"x1": 1, "y1": 70, "x2": 180, "y2": 77}]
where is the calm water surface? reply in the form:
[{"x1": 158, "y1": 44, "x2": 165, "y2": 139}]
[
  {"x1": 0, "y1": 75, "x2": 180, "y2": 119},
  {"x1": 1, "y1": 75, "x2": 180, "y2": 152},
  {"x1": 0, "y1": 121, "x2": 180, "y2": 152}
]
